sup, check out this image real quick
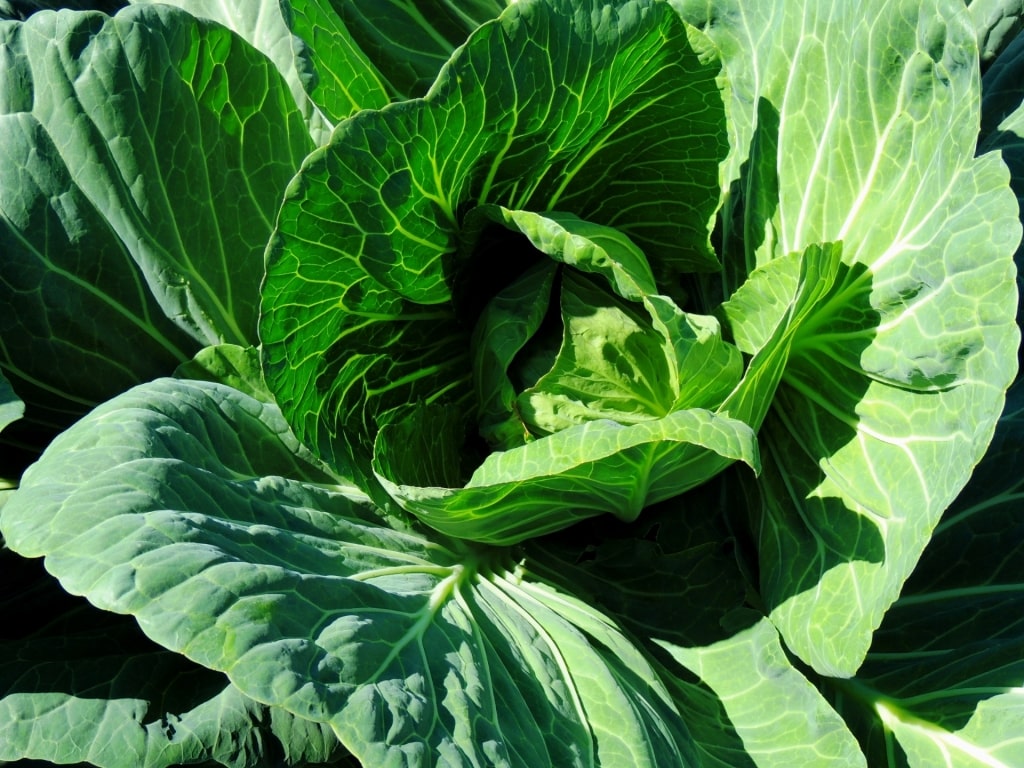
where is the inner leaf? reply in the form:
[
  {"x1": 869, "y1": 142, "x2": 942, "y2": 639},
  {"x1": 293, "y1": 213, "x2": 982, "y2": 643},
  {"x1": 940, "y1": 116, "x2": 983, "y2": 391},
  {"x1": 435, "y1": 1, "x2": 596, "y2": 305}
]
[{"x1": 520, "y1": 269, "x2": 674, "y2": 434}]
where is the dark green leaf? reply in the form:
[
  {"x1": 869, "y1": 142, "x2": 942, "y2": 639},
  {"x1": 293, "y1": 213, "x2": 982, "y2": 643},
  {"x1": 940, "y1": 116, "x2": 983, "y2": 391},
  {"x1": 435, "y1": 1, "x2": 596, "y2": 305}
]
[{"x1": 0, "y1": 5, "x2": 313, "y2": 442}]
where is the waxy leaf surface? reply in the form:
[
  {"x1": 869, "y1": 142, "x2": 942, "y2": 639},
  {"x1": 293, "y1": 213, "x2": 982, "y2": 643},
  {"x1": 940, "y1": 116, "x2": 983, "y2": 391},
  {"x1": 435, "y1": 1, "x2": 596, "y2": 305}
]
[
  {"x1": 0, "y1": 377, "x2": 700, "y2": 767},
  {"x1": 677, "y1": 0, "x2": 1021, "y2": 675}
]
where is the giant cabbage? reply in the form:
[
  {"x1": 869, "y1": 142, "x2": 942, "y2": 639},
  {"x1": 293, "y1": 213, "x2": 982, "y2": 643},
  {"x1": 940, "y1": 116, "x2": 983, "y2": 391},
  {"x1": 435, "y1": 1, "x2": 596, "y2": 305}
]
[{"x1": 0, "y1": 0, "x2": 1021, "y2": 766}]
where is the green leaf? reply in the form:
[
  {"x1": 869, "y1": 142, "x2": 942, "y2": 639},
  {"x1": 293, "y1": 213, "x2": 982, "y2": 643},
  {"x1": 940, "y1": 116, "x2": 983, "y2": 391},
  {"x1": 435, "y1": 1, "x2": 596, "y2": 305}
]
[
  {"x1": 260, "y1": 0, "x2": 730, "y2": 498},
  {"x1": 329, "y1": 0, "x2": 506, "y2": 98},
  {"x1": 129, "y1": 0, "x2": 393, "y2": 145},
  {"x1": 0, "y1": 5, "x2": 312, "y2": 439},
  {"x1": 1, "y1": 5, "x2": 311, "y2": 346},
  {"x1": 527, "y1": 476, "x2": 867, "y2": 767},
  {"x1": 969, "y1": 0, "x2": 1024, "y2": 66},
  {"x1": 718, "y1": 241, "x2": 845, "y2": 432},
  {"x1": 822, "y1": 382, "x2": 1024, "y2": 767},
  {"x1": 472, "y1": 259, "x2": 559, "y2": 450},
  {"x1": 678, "y1": 0, "x2": 1021, "y2": 676},
  {"x1": 663, "y1": 618, "x2": 868, "y2": 768},
  {"x1": 0, "y1": 551, "x2": 351, "y2": 767},
  {"x1": 465, "y1": 207, "x2": 743, "y2": 431},
  {"x1": 0, "y1": 369, "x2": 23, "y2": 435},
  {"x1": 475, "y1": 206, "x2": 659, "y2": 301},
  {"x1": 0, "y1": 377, "x2": 700, "y2": 766},
  {"x1": 374, "y1": 403, "x2": 758, "y2": 544},
  {"x1": 174, "y1": 343, "x2": 273, "y2": 403},
  {"x1": 521, "y1": 269, "x2": 680, "y2": 431}
]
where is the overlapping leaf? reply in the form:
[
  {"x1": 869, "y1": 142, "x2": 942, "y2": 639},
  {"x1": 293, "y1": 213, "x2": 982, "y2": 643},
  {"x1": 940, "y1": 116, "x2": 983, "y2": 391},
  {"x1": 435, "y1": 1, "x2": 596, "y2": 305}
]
[
  {"x1": 370, "y1": 208, "x2": 755, "y2": 544},
  {"x1": 527, "y1": 477, "x2": 868, "y2": 767},
  {"x1": 261, "y1": 0, "x2": 730, "y2": 510},
  {"x1": 819, "y1": 380, "x2": 1024, "y2": 767},
  {"x1": 676, "y1": 0, "x2": 1021, "y2": 675},
  {"x1": 0, "y1": 551, "x2": 351, "y2": 767},
  {"x1": 329, "y1": 0, "x2": 507, "y2": 98},
  {"x1": 0, "y1": 378, "x2": 700, "y2": 766},
  {"x1": 128, "y1": 0, "x2": 393, "y2": 145},
  {"x1": 0, "y1": 5, "x2": 312, "y2": 442}
]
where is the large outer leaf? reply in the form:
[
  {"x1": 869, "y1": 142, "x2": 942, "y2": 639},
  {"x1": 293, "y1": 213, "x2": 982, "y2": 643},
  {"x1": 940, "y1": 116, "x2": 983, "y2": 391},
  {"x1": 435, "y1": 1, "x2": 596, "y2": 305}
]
[
  {"x1": 527, "y1": 478, "x2": 869, "y2": 767},
  {"x1": 676, "y1": 0, "x2": 1021, "y2": 676},
  {"x1": 0, "y1": 551, "x2": 350, "y2": 767},
  {"x1": 0, "y1": 6, "x2": 312, "y2": 440},
  {"x1": 822, "y1": 381, "x2": 1024, "y2": 767},
  {"x1": 0, "y1": 378, "x2": 700, "y2": 767},
  {"x1": 261, "y1": 0, "x2": 729, "y2": 499},
  {"x1": 136, "y1": 0, "x2": 508, "y2": 138},
  {"x1": 129, "y1": 0, "x2": 393, "y2": 146}
]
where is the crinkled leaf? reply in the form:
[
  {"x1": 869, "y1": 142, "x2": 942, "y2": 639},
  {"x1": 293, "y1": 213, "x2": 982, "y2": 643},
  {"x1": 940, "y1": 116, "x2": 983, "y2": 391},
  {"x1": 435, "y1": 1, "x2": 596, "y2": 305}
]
[
  {"x1": 0, "y1": 377, "x2": 700, "y2": 766},
  {"x1": 521, "y1": 269, "x2": 681, "y2": 431},
  {"x1": 129, "y1": 0, "x2": 392, "y2": 145},
  {"x1": 677, "y1": 0, "x2": 1021, "y2": 675},
  {"x1": 374, "y1": 402, "x2": 758, "y2": 544},
  {"x1": 820, "y1": 381, "x2": 1024, "y2": 767},
  {"x1": 0, "y1": 551, "x2": 350, "y2": 767},
  {"x1": 261, "y1": 0, "x2": 729, "y2": 497},
  {"x1": 527, "y1": 477, "x2": 867, "y2": 767},
  {"x1": 0, "y1": 6, "x2": 312, "y2": 440},
  {"x1": 330, "y1": 0, "x2": 506, "y2": 98},
  {"x1": 174, "y1": 343, "x2": 273, "y2": 403},
  {"x1": 466, "y1": 207, "x2": 742, "y2": 433},
  {"x1": 366, "y1": 203, "x2": 754, "y2": 546}
]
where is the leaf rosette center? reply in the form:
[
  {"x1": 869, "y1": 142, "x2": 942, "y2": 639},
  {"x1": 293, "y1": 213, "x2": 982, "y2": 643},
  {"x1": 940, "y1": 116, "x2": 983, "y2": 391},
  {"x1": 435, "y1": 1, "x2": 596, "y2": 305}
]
[{"x1": 261, "y1": 0, "x2": 763, "y2": 542}]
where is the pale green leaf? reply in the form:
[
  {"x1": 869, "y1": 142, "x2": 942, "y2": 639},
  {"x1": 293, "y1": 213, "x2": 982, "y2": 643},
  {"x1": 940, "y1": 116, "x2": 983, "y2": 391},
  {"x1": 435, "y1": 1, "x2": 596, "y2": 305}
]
[
  {"x1": 823, "y1": 383, "x2": 1024, "y2": 767},
  {"x1": 663, "y1": 618, "x2": 867, "y2": 768},
  {"x1": 173, "y1": 343, "x2": 273, "y2": 403},
  {"x1": 677, "y1": 0, "x2": 1021, "y2": 676},
  {"x1": 0, "y1": 377, "x2": 699, "y2": 766},
  {"x1": 374, "y1": 403, "x2": 759, "y2": 544}
]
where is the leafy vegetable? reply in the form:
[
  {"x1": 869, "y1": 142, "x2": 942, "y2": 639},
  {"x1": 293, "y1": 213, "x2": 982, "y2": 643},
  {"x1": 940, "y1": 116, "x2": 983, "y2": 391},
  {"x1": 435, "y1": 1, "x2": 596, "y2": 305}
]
[
  {"x1": 0, "y1": 3, "x2": 312, "y2": 449},
  {"x1": 1, "y1": 0, "x2": 1022, "y2": 766},
  {"x1": 1, "y1": 377, "x2": 700, "y2": 766},
  {"x1": 260, "y1": 0, "x2": 759, "y2": 541},
  {"x1": 0, "y1": 549, "x2": 354, "y2": 767}
]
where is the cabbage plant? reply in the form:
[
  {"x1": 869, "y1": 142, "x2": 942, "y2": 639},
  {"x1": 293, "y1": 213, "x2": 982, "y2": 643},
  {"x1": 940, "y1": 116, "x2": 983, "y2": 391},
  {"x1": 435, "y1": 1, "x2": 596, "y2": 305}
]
[{"x1": 1, "y1": 0, "x2": 1023, "y2": 766}]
